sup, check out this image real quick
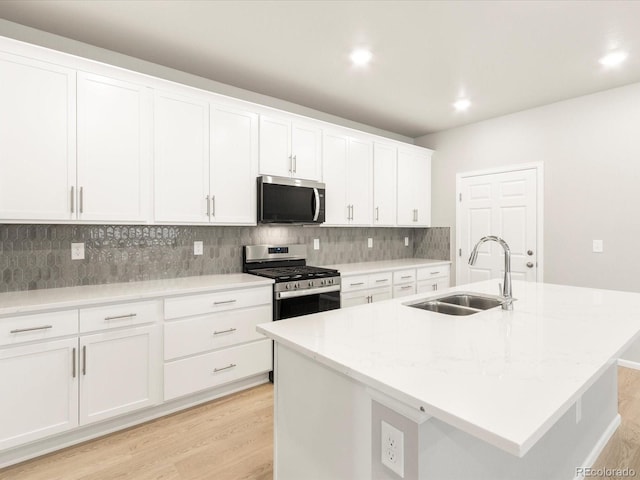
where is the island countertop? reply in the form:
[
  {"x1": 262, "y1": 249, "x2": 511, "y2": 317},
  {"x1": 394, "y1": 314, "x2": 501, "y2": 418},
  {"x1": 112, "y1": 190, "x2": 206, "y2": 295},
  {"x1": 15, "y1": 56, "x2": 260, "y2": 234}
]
[{"x1": 257, "y1": 280, "x2": 640, "y2": 457}]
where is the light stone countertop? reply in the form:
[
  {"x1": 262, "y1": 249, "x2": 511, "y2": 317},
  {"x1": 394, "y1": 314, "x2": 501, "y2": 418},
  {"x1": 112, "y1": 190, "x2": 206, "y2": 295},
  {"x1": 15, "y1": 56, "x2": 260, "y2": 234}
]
[
  {"x1": 0, "y1": 274, "x2": 274, "y2": 316},
  {"x1": 323, "y1": 258, "x2": 451, "y2": 276},
  {"x1": 258, "y1": 280, "x2": 640, "y2": 457}
]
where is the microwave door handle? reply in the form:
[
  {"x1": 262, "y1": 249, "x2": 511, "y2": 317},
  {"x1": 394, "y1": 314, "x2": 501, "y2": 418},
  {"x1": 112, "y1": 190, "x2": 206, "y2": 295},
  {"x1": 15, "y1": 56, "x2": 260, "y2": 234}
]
[{"x1": 313, "y1": 188, "x2": 320, "y2": 221}]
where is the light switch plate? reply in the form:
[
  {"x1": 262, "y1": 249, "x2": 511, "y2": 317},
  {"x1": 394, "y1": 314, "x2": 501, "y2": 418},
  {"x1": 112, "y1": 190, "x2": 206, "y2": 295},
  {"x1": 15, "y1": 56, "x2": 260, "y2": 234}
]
[
  {"x1": 194, "y1": 241, "x2": 204, "y2": 256},
  {"x1": 404, "y1": 237, "x2": 409, "y2": 247},
  {"x1": 368, "y1": 238, "x2": 373, "y2": 248},
  {"x1": 313, "y1": 238, "x2": 320, "y2": 250},
  {"x1": 71, "y1": 242, "x2": 85, "y2": 260},
  {"x1": 592, "y1": 239, "x2": 603, "y2": 253}
]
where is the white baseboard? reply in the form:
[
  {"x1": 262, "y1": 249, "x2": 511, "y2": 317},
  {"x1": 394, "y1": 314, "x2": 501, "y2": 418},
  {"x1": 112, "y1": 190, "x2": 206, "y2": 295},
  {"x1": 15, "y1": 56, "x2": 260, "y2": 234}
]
[
  {"x1": 573, "y1": 414, "x2": 621, "y2": 480},
  {"x1": 617, "y1": 358, "x2": 640, "y2": 370}
]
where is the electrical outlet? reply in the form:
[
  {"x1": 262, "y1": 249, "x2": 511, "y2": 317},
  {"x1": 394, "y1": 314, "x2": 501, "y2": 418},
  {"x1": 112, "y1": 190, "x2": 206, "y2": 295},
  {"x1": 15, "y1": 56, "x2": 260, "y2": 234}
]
[
  {"x1": 592, "y1": 239, "x2": 603, "y2": 253},
  {"x1": 404, "y1": 237, "x2": 409, "y2": 247},
  {"x1": 381, "y1": 420, "x2": 404, "y2": 477},
  {"x1": 194, "y1": 241, "x2": 204, "y2": 256},
  {"x1": 368, "y1": 238, "x2": 373, "y2": 248},
  {"x1": 313, "y1": 238, "x2": 320, "y2": 250},
  {"x1": 71, "y1": 242, "x2": 85, "y2": 260}
]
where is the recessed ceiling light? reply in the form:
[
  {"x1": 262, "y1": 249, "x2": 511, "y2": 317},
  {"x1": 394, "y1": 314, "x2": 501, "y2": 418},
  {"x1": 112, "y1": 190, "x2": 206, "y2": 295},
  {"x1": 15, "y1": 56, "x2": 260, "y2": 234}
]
[
  {"x1": 453, "y1": 98, "x2": 471, "y2": 111},
  {"x1": 350, "y1": 49, "x2": 373, "y2": 66},
  {"x1": 599, "y1": 50, "x2": 628, "y2": 68}
]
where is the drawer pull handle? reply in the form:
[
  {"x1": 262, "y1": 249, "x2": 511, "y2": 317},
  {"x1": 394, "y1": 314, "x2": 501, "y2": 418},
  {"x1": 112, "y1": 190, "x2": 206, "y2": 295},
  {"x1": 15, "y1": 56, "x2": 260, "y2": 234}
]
[
  {"x1": 401, "y1": 286, "x2": 413, "y2": 290},
  {"x1": 400, "y1": 275, "x2": 412, "y2": 279},
  {"x1": 375, "y1": 279, "x2": 388, "y2": 283},
  {"x1": 213, "y1": 363, "x2": 237, "y2": 373},
  {"x1": 10, "y1": 325, "x2": 53, "y2": 334},
  {"x1": 430, "y1": 271, "x2": 441, "y2": 275},
  {"x1": 350, "y1": 282, "x2": 365, "y2": 286},
  {"x1": 82, "y1": 346, "x2": 87, "y2": 376},
  {"x1": 72, "y1": 347, "x2": 76, "y2": 378},
  {"x1": 104, "y1": 313, "x2": 137, "y2": 321},
  {"x1": 213, "y1": 328, "x2": 237, "y2": 336},
  {"x1": 213, "y1": 300, "x2": 237, "y2": 305}
]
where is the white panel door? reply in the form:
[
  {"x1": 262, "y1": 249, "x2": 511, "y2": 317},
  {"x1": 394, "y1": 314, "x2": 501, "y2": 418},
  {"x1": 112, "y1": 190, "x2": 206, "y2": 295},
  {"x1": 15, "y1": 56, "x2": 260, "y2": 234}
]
[
  {"x1": 347, "y1": 137, "x2": 373, "y2": 226},
  {"x1": 0, "y1": 338, "x2": 78, "y2": 450},
  {"x1": 210, "y1": 104, "x2": 258, "y2": 224},
  {"x1": 77, "y1": 72, "x2": 151, "y2": 222},
  {"x1": 322, "y1": 132, "x2": 349, "y2": 225},
  {"x1": 0, "y1": 52, "x2": 76, "y2": 221},
  {"x1": 373, "y1": 143, "x2": 397, "y2": 226},
  {"x1": 154, "y1": 91, "x2": 209, "y2": 223},
  {"x1": 79, "y1": 325, "x2": 160, "y2": 425},
  {"x1": 458, "y1": 168, "x2": 538, "y2": 285},
  {"x1": 291, "y1": 122, "x2": 321, "y2": 181},
  {"x1": 259, "y1": 115, "x2": 291, "y2": 177}
]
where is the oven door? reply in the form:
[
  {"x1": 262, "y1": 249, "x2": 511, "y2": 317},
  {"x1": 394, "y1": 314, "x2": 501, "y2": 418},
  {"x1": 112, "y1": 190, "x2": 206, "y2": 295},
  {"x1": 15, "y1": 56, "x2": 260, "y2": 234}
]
[{"x1": 274, "y1": 289, "x2": 341, "y2": 320}]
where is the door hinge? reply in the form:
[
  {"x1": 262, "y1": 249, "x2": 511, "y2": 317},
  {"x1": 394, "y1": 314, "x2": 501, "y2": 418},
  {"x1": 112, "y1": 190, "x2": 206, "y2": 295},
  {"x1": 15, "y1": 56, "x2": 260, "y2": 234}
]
[{"x1": 458, "y1": 248, "x2": 462, "y2": 257}]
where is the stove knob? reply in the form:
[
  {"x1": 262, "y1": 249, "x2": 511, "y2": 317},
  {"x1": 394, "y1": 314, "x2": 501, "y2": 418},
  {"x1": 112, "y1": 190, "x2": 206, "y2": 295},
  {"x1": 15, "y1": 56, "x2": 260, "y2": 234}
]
[
  {"x1": 294, "y1": 282, "x2": 299, "y2": 289},
  {"x1": 309, "y1": 281, "x2": 314, "y2": 287},
  {"x1": 285, "y1": 284, "x2": 291, "y2": 290},
  {"x1": 320, "y1": 279, "x2": 325, "y2": 286},
  {"x1": 327, "y1": 278, "x2": 333, "y2": 285}
]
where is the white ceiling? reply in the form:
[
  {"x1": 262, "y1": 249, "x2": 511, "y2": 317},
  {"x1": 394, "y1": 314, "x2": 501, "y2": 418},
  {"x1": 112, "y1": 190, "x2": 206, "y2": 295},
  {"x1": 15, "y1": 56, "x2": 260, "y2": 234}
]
[{"x1": 0, "y1": 0, "x2": 639, "y2": 138}]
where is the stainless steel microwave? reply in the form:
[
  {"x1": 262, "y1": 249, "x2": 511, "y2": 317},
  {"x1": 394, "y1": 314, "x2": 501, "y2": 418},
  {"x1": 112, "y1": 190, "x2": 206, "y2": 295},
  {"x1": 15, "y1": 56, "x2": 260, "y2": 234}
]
[{"x1": 257, "y1": 176, "x2": 326, "y2": 224}]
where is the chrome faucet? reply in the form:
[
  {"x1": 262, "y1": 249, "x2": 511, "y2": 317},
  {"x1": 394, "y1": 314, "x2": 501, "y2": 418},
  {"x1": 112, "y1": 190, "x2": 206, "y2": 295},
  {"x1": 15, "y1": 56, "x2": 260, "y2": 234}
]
[{"x1": 468, "y1": 236, "x2": 514, "y2": 310}]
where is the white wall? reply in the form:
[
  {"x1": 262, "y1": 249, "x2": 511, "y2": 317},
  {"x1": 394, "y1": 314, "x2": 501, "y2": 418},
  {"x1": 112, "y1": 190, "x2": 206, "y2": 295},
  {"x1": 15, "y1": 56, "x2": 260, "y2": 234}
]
[
  {"x1": 416, "y1": 82, "x2": 640, "y2": 292},
  {"x1": 0, "y1": 19, "x2": 412, "y2": 144}
]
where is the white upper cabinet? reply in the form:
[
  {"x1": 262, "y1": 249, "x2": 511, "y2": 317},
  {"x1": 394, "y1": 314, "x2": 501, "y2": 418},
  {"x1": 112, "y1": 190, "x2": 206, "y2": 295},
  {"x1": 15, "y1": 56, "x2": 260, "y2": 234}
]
[
  {"x1": 77, "y1": 72, "x2": 151, "y2": 222},
  {"x1": 373, "y1": 143, "x2": 397, "y2": 226},
  {"x1": 210, "y1": 104, "x2": 258, "y2": 224},
  {"x1": 397, "y1": 148, "x2": 431, "y2": 227},
  {"x1": 322, "y1": 131, "x2": 372, "y2": 226},
  {"x1": 0, "y1": 52, "x2": 76, "y2": 221},
  {"x1": 154, "y1": 91, "x2": 210, "y2": 223},
  {"x1": 259, "y1": 114, "x2": 321, "y2": 181}
]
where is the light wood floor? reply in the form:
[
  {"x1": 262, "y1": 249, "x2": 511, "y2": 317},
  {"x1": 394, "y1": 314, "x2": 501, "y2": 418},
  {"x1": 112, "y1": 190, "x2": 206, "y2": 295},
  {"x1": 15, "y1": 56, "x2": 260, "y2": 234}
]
[
  {"x1": 0, "y1": 384, "x2": 273, "y2": 480},
  {"x1": 3, "y1": 368, "x2": 640, "y2": 480}
]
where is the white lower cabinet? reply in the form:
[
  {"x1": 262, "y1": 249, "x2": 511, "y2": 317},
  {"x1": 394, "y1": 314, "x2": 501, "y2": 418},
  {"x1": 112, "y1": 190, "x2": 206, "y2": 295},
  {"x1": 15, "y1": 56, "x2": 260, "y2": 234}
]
[
  {"x1": 416, "y1": 265, "x2": 451, "y2": 293},
  {"x1": 0, "y1": 338, "x2": 79, "y2": 450},
  {"x1": 341, "y1": 272, "x2": 392, "y2": 308},
  {"x1": 79, "y1": 324, "x2": 161, "y2": 425},
  {"x1": 163, "y1": 286, "x2": 273, "y2": 401}
]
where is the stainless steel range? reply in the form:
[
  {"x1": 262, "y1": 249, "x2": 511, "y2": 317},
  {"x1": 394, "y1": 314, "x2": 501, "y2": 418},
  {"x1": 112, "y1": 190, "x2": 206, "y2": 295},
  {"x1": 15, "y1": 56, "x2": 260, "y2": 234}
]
[{"x1": 242, "y1": 244, "x2": 341, "y2": 321}]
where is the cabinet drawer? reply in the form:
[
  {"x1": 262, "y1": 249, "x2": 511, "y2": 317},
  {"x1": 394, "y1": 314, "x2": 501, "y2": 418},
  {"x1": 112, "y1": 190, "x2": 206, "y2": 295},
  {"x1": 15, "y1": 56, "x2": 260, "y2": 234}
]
[
  {"x1": 369, "y1": 272, "x2": 392, "y2": 288},
  {"x1": 417, "y1": 278, "x2": 450, "y2": 294},
  {"x1": 417, "y1": 265, "x2": 450, "y2": 281},
  {"x1": 393, "y1": 269, "x2": 416, "y2": 284},
  {"x1": 164, "y1": 339, "x2": 272, "y2": 400},
  {"x1": 0, "y1": 310, "x2": 78, "y2": 346},
  {"x1": 164, "y1": 305, "x2": 272, "y2": 360},
  {"x1": 393, "y1": 284, "x2": 416, "y2": 298},
  {"x1": 164, "y1": 286, "x2": 271, "y2": 320},
  {"x1": 341, "y1": 274, "x2": 370, "y2": 293},
  {"x1": 80, "y1": 300, "x2": 161, "y2": 333}
]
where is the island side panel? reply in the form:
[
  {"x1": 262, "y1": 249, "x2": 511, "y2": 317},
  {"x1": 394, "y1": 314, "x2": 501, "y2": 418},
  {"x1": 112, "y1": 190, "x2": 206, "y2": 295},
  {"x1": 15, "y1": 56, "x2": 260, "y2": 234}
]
[
  {"x1": 418, "y1": 364, "x2": 619, "y2": 480},
  {"x1": 273, "y1": 344, "x2": 372, "y2": 479}
]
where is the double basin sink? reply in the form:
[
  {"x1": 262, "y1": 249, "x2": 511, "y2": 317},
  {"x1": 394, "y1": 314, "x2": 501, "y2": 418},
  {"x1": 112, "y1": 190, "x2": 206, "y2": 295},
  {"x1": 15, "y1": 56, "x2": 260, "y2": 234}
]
[{"x1": 405, "y1": 292, "x2": 508, "y2": 316}]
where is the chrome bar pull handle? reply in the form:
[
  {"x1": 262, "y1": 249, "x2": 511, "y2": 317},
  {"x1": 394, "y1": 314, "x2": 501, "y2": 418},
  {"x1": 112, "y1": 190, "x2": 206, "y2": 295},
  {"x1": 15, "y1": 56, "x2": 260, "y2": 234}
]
[
  {"x1": 375, "y1": 206, "x2": 379, "y2": 221},
  {"x1": 79, "y1": 186, "x2": 84, "y2": 214},
  {"x1": 213, "y1": 328, "x2": 237, "y2": 336},
  {"x1": 401, "y1": 285, "x2": 413, "y2": 290},
  {"x1": 206, "y1": 195, "x2": 210, "y2": 217},
  {"x1": 104, "y1": 313, "x2": 137, "y2": 321},
  {"x1": 312, "y1": 188, "x2": 320, "y2": 221},
  {"x1": 288, "y1": 155, "x2": 292, "y2": 173},
  {"x1": 211, "y1": 195, "x2": 215, "y2": 217},
  {"x1": 213, "y1": 299, "x2": 237, "y2": 305},
  {"x1": 70, "y1": 186, "x2": 75, "y2": 214},
  {"x1": 213, "y1": 363, "x2": 237, "y2": 373},
  {"x1": 293, "y1": 154, "x2": 297, "y2": 174},
  {"x1": 82, "y1": 346, "x2": 87, "y2": 376},
  {"x1": 10, "y1": 325, "x2": 53, "y2": 334},
  {"x1": 350, "y1": 282, "x2": 365, "y2": 286},
  {"x1": 72, "y1": 347, "x2": 76, "y2": 378}
]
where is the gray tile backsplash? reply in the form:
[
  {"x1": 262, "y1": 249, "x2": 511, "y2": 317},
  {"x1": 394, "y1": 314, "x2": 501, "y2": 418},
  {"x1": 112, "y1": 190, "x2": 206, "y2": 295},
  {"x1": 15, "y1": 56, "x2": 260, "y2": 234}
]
[{"x1": 0, "y1": 224, "x2": 450, "y2": 292}]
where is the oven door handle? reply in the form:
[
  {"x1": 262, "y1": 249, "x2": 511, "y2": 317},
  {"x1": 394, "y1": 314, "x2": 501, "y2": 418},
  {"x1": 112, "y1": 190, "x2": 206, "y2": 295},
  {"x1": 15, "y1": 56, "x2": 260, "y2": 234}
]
[
  {"x1": 276, "y1": 284, "x2": 341, "y2": 300},
  {"x1": 312, "y1": 188, "x2": 320, "y2": 222}
]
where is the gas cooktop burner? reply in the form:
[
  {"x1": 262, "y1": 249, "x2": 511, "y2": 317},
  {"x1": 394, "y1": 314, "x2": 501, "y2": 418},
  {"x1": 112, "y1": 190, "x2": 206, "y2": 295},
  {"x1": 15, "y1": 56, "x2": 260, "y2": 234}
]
[{"x1": 248, "y1": 265, "x2": 339, "y2": 281}]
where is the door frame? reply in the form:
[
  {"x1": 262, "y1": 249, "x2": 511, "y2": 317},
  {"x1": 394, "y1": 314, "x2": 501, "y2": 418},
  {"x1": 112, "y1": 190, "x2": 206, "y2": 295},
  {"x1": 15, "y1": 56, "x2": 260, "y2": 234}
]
[{"x1": 455, "y1": 162, "x2": 544, "y2": 285}]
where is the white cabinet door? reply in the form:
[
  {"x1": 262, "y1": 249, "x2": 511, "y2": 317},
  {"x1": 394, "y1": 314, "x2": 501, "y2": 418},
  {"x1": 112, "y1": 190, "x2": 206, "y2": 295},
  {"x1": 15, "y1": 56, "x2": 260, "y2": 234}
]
[
  {"x1": 210, "y1": 104, "x2": 258, "y2": 225},
  {"x1": 0, "y1": 338, "x2": 78, "y2": 450},
  {"x1": 322, "y1": 131, "x2": 349, "y2": 225},
  {"x1": 79, "y1": 325, "x2": 160, "y2": 425},
  {"x1": 77, "y1": 72, "x2": 151, "y2": 222},
  {"x1": 0, "y1": 52, "x2": 76, "y2": 221},
  {"x1": 259, "y1": 114, "x2": 291, "y2": 178},
  {"x1": 291, "y1": 122, "x2": 321, "y2": 181},
  {"x1": 397, "y1": 149, "x2": 431, "y2": 227},
  {"x1": 347, "y1": 137, "x2": 373, "y2": 226},
  {"x1": 373, "y1": 143, "x2": 397, "y2": 226},
  {"x1": 154, "y1": 91, "x2": 210, "y2": 223}
]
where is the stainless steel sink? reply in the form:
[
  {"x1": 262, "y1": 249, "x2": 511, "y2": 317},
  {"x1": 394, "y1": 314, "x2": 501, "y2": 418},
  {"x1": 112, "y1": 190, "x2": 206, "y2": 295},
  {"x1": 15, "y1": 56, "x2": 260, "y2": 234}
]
[{"x1": 404, "y1": 292, "x2": 510, "y2": 316}]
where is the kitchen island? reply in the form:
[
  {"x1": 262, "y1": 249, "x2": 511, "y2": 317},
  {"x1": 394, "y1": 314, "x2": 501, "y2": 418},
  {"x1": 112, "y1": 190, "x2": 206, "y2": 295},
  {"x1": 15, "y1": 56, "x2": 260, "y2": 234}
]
[{"x1": 257, "y1": 280, "x2": 640, "y2": 479}]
